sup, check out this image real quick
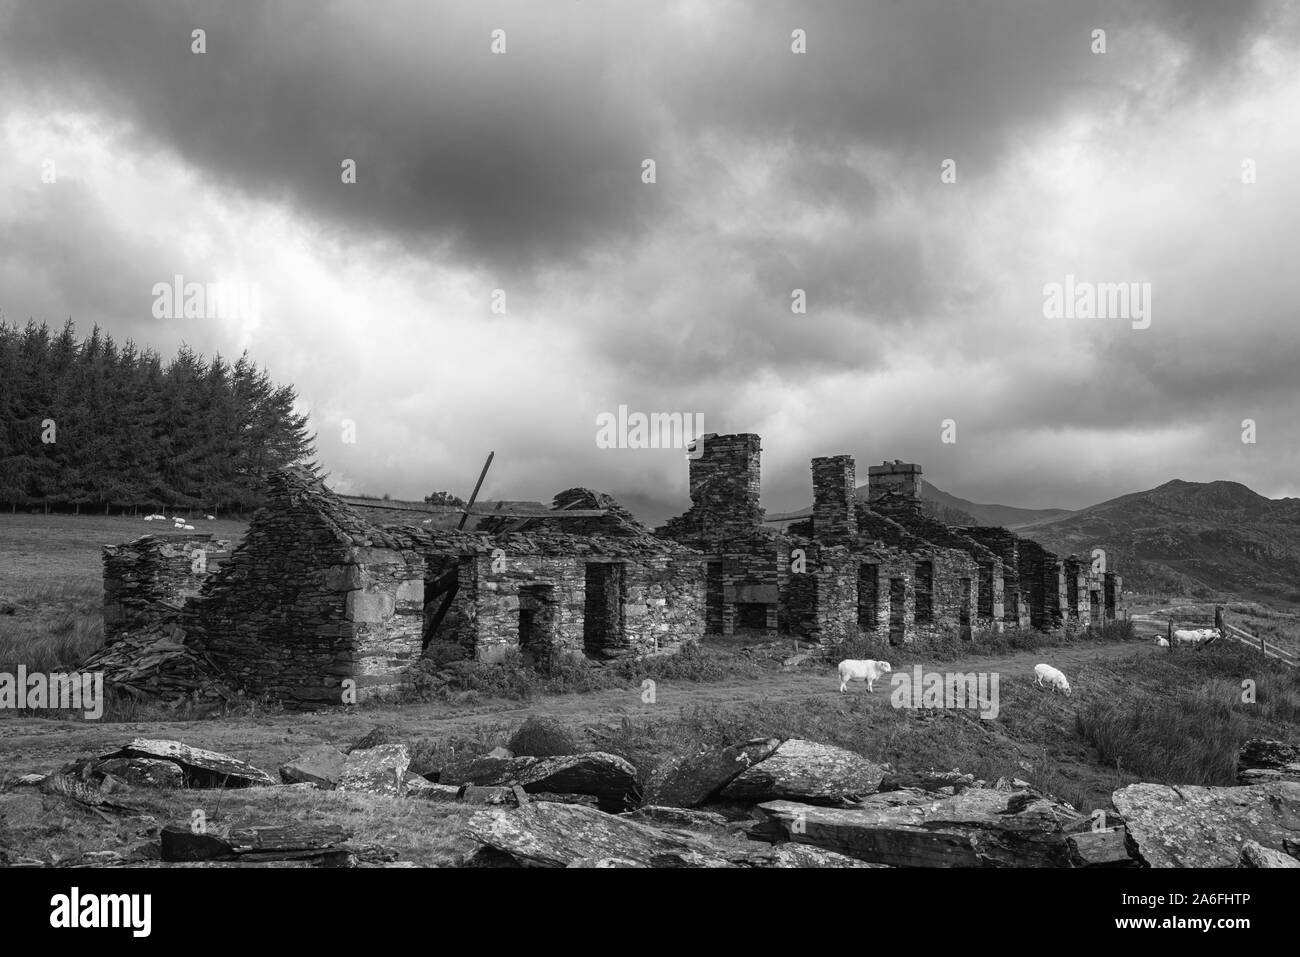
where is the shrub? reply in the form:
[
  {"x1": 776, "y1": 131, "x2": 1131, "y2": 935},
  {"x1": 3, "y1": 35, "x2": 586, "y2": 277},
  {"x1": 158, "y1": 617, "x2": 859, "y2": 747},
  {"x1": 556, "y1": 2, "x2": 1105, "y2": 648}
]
[
  {"x1": 508, "y1": 715, "x2": 578, "y2": 757},
  {"x1": 1086, "y1": 619, "x2": 1136, "y2": 643},
  {"x1": 424, "y1": 640, "x2": 468, "y2": 668}
]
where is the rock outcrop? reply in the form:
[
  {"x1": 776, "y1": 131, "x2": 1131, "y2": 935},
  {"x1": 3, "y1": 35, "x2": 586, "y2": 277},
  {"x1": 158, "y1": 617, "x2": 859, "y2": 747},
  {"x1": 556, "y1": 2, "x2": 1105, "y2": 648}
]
[
  {"x1": 465, "y1": 801, "x2": 881, "y2": 868},
  {"x1": 754, "y1": 787, "x2": 1097, "y2": 867},
  {"x1": 1113, "y1": 781, "x2": 1300, "y2": 868},
  {"x1": 1237, "y1": 739, "x2": 1300, "y2": 786},
  {"x1": 718, "y1": 739, "x2": 886, "y2": 805}
]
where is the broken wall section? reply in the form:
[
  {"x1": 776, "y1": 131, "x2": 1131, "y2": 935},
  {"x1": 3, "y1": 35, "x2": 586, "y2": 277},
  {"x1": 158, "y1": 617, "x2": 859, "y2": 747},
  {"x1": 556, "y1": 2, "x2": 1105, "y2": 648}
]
[
  {"x1": 102, "y1": 534, "x2": 229, "y2": 645},
  {"x1": 184, "y1": 470, "x2": 425, "y2": 708}
]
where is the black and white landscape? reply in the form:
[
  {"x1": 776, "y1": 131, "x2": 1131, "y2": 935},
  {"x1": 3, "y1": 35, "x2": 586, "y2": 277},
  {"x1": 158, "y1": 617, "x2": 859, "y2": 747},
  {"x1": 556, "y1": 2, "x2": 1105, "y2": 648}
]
[{"x1": 1, "y1": 0, "x2": 1298, "y2": 924}]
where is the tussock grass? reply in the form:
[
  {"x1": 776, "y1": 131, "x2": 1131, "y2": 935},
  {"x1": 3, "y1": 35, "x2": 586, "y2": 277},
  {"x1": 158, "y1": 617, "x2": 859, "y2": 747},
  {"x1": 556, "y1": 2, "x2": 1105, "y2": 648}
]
[
  {"x1": 0, "y1": 581, "x2": 104, "y2": 673},
  {"x1": 407, "y1": 641, "x2": 759, "y2": 703},
  {"x1": 1074, "y1": 641, "x2": 1300, "y2": 785}
]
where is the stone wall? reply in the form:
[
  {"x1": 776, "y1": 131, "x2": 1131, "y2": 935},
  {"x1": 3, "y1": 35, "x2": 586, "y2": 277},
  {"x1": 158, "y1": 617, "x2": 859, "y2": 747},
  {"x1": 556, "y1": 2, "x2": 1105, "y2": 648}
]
[
  {"x1": 184, "y1": 471, "x2": 425, "y2": 708},
  {"x1": 1014, "y1": 540, "x2": 1065, "y2": 630},
  {"x1": 348, "y1": 547, "x2": 425, "y2": 697},
  {"x1": 787, "y1": 544, "x2": 858, "y2": 643},
  {"x1": 1063, "y1": 557, "x2": 1091, "y2": 624},
  {"x1": 1104, "y1": 572, "x2": 1123, "y2": 619},
  {"x1": 102, "y1": 534, "x2": 228, "y2": 645},
  {"x1": 960, "y1": 527, "x2": 1032, "y2": 628},
  {"x1": 811, "y1": 456, "x2": 858, "y2": 543},
  {"x1": 867, "y1": 461, "x2": 923, "y2": 504},
  {"x1": 467, "y1": 551, "x2": 706, "y2": 663},
  {"x1": 658, "y1": 432, "x2": 763, "y2": 545}
]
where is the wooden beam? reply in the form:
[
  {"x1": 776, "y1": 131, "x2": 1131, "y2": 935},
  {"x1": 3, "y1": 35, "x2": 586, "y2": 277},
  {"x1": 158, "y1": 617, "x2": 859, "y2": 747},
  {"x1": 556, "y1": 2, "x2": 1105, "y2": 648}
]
[{"x1": 459, "y1": 451, "x2": 495, "y2": 531}]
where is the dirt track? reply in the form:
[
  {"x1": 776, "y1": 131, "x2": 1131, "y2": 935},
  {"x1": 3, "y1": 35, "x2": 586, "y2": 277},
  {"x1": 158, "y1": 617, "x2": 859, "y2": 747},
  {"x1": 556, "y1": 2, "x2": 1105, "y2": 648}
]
[{"x1": 0, "y1": 640, "x2": 1153, "y2": 778}]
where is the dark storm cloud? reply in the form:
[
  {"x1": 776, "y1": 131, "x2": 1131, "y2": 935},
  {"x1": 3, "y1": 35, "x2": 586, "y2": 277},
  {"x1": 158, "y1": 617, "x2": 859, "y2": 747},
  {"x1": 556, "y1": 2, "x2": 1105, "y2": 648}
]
[
  {"x1": 1, "y1": 0, "x2": 1285, "y2": 279},
  {"x1": 3, "y1": 0, "x2": 1298, "y2": 517}
]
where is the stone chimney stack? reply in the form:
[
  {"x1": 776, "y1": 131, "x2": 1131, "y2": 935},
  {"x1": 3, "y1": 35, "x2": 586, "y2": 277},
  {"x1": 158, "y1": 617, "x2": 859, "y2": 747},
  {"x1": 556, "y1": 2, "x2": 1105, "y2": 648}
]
[
  {"x1": 867, "y1": 460, "x2": 923, "y2": 507},
  {"x1": 686, "y1": 432, "x2": 763, "y2": 534},
  {"x1": 811, "y1": 455, "x2": 858, "y2": 542}
]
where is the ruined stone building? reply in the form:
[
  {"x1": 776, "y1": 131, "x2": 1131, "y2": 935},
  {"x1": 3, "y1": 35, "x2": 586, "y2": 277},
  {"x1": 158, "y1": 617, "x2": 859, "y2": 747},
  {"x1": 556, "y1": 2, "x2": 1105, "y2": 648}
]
[
  {"x1": 100, "y1": 434, "x2": 1119, "y2": 708},
  {"x1": 653, "y1": 433, "x2": 1121, "y2": 646}
]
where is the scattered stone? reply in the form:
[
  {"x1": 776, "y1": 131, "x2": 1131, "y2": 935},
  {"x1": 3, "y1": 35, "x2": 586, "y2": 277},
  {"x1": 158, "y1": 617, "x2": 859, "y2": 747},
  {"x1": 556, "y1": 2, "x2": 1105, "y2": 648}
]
[
  {"x1": 439, "y1": 754, "x2": 536, "y2": 787},
  {"x1": 406, "y1": 782, "x2": 462, "y2": 803},
  {"x1": 738, "y1": 843, "x2": 884, "y2": 868},
  {"x1": 720, "y1": 739, "x2": 885, "y2": 805},
  {"x1": 227, "y1": 824, "x2": 350, "y2": 854},
  {"x1": 1237, "y1": 739, "x2": 1300, "y2": 786},
  {"x1": 529, "y1": 792, "x2": 600, "y2": 808},
  {"x1": 566, "y1": 857, "x2": 644, "y2": 868},
  {"x1": 1066, "y1": 828, "x2": 1139, "y2": 868},
  {"x1": 99, "y1": 739, "x2": 275, "y2": 788},
  {"x1": 513, "y1": 752, "x2": 639, "y2": 810},
  {"x1": 80, "y1": 620, "x2": 235, "y2": 705},
  {"x1": 755, "y1": 787, "x2": 1089, "y2": 867},
  {"x1": 14, "y1": 773, "x2": 46, "y2": 786},
  {"x1": 402, "y1": 771, "x2": 439, "y2": 794},
  {"x1": 508, "y1": 715, "x2": 578, "y2": 757},
  {"x1": 469, "y1": 801, "x2": 887, "y2": 868},
  {"x1": 160, "y1": 825, "x2": 236, "y2": 862},
  {"x1": 510, "y1": 785, "x2": 530, "y2": 806},
  {"x1": 279, "y1": 745, "x2": 348, "y2": 789},
  {"x1": 879, "y1": 768, "x2": 979, "y2": 794},
  {"x1": 487, "y1": 746, "x2": 513, "y2": 759},
  {"x1": 1240, "y1": 840, "x2": 1300, "y2": 868},
  {"x1": 460, "y1": 785, "x2": 517, "y2": 806},
  {"x1": 95, "y1": 757, "x2": 184, "y2": 789},
  {"x1": 337, "y1": 743, "x2": 410, "y2": 795},
  {"x1": 642, "y1": 738, "x2": 781, "y2": 808},
  {"x1": 1113, "y1": 782, "x2": 1300, "y2": 868},
  {"x1": 440, "y1": 750, "x2": 638, "y2": 810},
  {"x1": 625, "y1": 806, "x2": 732, "y2": 831},
  {"x1": 161, "y1": 821, "x2": 357, "y2": 866}
]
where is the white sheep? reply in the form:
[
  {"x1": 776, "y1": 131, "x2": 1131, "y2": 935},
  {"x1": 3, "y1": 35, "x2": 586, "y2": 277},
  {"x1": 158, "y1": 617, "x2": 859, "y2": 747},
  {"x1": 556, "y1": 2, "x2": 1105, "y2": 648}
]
[
  {"x1": 1174, "y1": 628, "x2": 1216, "y2": 646},
  {"x1": 182, "y1": 524, "x2": 195, "y2": 531},
  {"x1": 838, "y1": 659, "x2": 892, "y2": 694},
  {"x1": 1033, "y1": 663, "x2": 1072, "y2": 695},
  {"x1": 1155, "y1": 636, "x2": 1170, "y2": 647},
  {"x1": 205, "y1": 514, "x2": 216, "y2": 521}
]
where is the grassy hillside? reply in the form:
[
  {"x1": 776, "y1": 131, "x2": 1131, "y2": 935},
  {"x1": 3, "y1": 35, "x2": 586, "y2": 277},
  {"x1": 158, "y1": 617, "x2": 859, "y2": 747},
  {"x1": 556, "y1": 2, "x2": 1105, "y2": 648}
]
[{"x1": 1019, "y1": 480, "x2": 1300, "y2": 603}]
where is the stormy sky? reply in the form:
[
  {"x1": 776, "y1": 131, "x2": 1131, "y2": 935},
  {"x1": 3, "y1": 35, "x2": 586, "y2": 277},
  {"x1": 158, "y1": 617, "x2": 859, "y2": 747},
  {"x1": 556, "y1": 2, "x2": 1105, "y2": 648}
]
[{"x1": 2, "y1": 0, "x2": 1298, "y2": 525}]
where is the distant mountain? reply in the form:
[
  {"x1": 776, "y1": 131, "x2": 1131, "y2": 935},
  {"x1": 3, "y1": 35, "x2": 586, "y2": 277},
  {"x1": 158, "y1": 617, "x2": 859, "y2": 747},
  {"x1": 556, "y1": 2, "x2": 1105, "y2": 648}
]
[
  {"x1": 918, "y1": 484, "x2": 1073, "y2": 530},
  {"x1": 770, "y1": 481, "x2": 1070, "y2": 530},
  {"x1": 772, "y1": 475, "x2": 1300, "y2": 603},
  {"x1": 1017, "y1": 479, "x2": 1300, "y2": 603}
]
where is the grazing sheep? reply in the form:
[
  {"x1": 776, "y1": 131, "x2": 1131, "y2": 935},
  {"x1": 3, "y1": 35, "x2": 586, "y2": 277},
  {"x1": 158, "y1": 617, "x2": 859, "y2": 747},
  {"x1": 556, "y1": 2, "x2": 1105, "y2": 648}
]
[
  {"x1": 1033, "y1": 663, "x2": 1072, "y2": 696},
  {"x1": 143, "y1": 516, "x2": 154, "y2": 521},
  {"x1": 181, "y1": 524, "x2": 195, "y2": 531},
  {"x1": 838, "y1": 659, "x2": 892, "y2": 694},
  {"x1": 1156, "y1": 636, "x2": 1170, "y2": 647},
  {"x1": 1174, "y1": 628, "x2": 1216, "y2": 646},
  {"x1": 205, "y1": 514, "x2": 216, "y2": 521}
]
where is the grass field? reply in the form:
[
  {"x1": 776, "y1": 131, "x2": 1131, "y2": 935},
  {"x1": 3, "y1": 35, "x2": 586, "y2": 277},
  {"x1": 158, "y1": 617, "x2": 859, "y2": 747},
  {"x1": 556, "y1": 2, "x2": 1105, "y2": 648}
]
[
  {"x1": 0, "y1": 513, "x2": 247, "y2": 673},
  {"x1": 2, "y1": 514, "x2": 1299, "y2": 866}
]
